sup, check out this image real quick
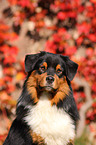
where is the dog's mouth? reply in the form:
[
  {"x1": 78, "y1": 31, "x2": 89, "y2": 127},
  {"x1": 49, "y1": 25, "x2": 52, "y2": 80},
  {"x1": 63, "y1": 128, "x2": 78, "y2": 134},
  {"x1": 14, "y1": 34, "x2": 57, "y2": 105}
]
[
  {"x1": 37, "y1": 75, "x2": 58, "y2": 93},
  {"x1": 38, "y1": 85, "x2": 57, "y2": 92},
  {"x1": 45, "y1": 86, "x2": 53, "y2": 91}
]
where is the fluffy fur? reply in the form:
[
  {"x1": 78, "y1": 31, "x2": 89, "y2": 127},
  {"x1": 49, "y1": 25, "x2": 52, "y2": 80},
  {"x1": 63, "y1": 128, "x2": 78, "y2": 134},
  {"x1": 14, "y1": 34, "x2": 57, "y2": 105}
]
[
  {"x1": 3, "y1": 51, "x2": 79, "y2": 145},
  {"x1": 24, "y1": 92, "x2": 75, "y2": 145}
]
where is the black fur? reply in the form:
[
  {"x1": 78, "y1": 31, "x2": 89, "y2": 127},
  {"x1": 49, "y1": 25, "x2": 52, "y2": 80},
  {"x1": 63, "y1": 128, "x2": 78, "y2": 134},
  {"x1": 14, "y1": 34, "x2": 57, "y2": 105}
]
[
  {"x1": 4, "y1": 119, "x2": 33, "y2": 145},
  {"x1": 3, "y1": 51, "x2": 79, "y2": 145}
]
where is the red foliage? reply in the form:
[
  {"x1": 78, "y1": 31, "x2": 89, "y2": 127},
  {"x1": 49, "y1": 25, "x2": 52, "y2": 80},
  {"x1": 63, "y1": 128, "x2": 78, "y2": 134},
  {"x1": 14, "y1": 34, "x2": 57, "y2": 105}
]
[
  {"x1": 77, "y1": 22, "x2": 91, "y2": 35},
  {"x1": 57, "y1": 12, "x2": 67, "y2": 20},
  {"x1": 0, "y1": 22, "x2": 26, "y2": 143}
]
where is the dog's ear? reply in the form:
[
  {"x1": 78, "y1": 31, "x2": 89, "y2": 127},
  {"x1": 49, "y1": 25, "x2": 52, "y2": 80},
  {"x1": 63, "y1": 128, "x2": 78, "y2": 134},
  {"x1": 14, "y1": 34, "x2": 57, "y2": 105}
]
[
  {"x1": 25, "y1": 51, "x2": 46, "y2": 72},
  {"x1": 60, "y1": 55, "x2": 78, "y2": 81}
]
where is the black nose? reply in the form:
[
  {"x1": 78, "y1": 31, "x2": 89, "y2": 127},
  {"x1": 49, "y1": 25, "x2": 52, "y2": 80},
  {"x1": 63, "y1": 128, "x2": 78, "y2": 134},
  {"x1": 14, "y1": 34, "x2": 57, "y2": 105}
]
[{"x1": 46, "y1": 76, "x2": 54, "y2": 84}]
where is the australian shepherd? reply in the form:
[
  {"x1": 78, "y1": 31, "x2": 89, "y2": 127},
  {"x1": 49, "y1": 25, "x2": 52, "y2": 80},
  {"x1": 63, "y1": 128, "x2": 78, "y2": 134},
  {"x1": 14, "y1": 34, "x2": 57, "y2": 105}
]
[{"x1": 4, "y1": 51, "x2": 79, "y2": 145}]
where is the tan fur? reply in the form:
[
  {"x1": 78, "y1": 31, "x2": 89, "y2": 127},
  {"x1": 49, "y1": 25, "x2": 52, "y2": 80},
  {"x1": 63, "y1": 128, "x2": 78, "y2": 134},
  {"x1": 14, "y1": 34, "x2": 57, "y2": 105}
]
[
  {"x1": 27, "y1": 71, "x2": 38, "y2": 103},
  {"x1": 30, "y1": 131, "x2": 45, "y2": 145},
  {"x1": 39, "y1": 62, "x2": 47, "y2": 73},
  {"x1": 51, "y1": 76, "x2": 70, "y2": 105},
  {"x1": 27, "y1": 71, "x2": 48, "y2": 103},
  {"x1": 27, "y1": 66, "x2": 70, "y2": 105},
  {"x1": 67, "y1": 139, "x2": 74, "y2": 145},
  {"x1": 37, "y1": 72, "x2": 47, "y2": 88},
  {"x1": 56, "y1": 64, "x2": 62, "y2": 71},
  {"x1": 42, "y1": 62, "x2": 47, "y2": 69}
]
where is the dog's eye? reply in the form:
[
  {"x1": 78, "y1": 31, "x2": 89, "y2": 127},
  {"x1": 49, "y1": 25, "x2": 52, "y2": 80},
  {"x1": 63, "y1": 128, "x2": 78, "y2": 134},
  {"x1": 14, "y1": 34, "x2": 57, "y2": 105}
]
[
  {"x1": 39, "y1": 65, "x2": 46, "y2": 73},
  {"x1": 56, "y1": 69, "x2": 62, "y2": 75}
]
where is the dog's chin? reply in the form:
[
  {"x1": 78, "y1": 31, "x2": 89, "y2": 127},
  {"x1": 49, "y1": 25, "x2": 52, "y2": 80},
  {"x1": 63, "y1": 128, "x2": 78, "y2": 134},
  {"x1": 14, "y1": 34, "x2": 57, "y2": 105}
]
[
  {"x1": 44, "y1": 86, "x2": 58, "y2": 93},
  {"x1": 45, "y1": 86, "x2": 53, "y2": 92},
  {"x1": 39, "y1": 85, "x2": 57, "y2": 93}
]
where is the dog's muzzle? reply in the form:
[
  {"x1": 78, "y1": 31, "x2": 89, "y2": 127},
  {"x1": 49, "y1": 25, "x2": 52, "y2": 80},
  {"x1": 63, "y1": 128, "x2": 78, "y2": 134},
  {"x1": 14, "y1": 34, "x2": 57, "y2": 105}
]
[
  {"x1": 46, "y1": 76, "x2": 54, "y2": 84},
  {"x1": 45, "y1": 75, "x2": 55, "y2": 92}
]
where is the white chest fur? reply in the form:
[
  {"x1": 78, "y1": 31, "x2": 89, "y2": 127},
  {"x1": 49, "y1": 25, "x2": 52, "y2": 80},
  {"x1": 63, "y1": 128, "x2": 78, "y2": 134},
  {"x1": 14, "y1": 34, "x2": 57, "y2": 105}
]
[{"x1": 24, "y1": 93, "x2": 75, "y2": 145}]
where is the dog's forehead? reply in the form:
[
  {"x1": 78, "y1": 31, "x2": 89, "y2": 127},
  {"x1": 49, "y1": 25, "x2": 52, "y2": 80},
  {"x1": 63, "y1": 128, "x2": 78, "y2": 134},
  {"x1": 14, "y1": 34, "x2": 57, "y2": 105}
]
[{"x1": 41, "y1": 54, "x2": 64, "y2": 67}]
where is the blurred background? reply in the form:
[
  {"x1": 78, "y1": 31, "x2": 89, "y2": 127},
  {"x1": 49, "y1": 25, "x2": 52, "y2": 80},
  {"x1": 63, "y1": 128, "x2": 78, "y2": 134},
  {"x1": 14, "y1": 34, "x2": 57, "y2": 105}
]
[{"x1": 0, "y1": 0, "x2": 96, "y2": 144}]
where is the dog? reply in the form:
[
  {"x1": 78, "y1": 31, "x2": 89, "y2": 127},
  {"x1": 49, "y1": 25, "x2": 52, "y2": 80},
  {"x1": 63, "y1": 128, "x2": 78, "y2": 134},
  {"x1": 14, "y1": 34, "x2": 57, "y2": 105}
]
[{"x1": 4, "y1": 51, "x2": 79, "y2": 145}]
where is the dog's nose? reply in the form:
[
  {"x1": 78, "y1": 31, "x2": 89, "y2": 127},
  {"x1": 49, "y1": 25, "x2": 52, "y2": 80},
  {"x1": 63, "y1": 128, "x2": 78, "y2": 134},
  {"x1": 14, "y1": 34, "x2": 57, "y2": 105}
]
[{"x1": 46, "y1": 76, "x2": 54, "y2": 84}]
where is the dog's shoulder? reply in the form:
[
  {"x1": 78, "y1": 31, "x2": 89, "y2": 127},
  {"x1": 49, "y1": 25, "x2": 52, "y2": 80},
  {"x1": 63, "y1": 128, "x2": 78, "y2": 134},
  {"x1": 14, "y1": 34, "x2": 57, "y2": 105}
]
[{"x1": 3, "y1": 119, "x2": 33, "y2": 145}]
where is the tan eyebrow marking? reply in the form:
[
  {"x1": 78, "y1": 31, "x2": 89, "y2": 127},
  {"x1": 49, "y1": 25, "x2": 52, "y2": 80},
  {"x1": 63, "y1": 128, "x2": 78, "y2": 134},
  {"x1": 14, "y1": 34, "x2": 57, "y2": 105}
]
[
  {"x1": 56, "y1": 64, "x2": 62, "y2": 71},
  {"x1": 41, "y1": 62, "x2": 47, "y2": 69}
]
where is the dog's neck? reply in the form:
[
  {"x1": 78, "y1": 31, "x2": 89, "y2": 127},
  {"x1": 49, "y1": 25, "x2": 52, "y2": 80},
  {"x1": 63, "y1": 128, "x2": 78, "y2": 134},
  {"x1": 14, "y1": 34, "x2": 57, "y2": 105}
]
[
  {"x1": 24, "y1": 91, "x2": 75, "y2": 145},
  {"x1": 38, "y1": 91, "x2": 54, "y2": 100}
]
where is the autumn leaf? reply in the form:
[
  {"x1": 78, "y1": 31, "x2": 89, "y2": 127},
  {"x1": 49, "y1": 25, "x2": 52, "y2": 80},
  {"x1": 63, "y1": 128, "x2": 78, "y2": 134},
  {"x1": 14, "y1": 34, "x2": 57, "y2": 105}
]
[
  {"x1": 65, "y1": 46, "x2": 77, "y2": 56},
  {"x1": 76, "y1": 36, "x2": 83, "y2": 45},
  {"x1": 8, "y1": 0, "x2": 17, "y2": 5},
  {"x1": 92, "y1": 83, "x2": 96, "y2": 93},
  {"x1": 0, "y1": 45, "x2": 9, "y2": 54},
  {"x1": 88, "y1": 34, "x2": 96, "y2": 42},
  {"x1": 16, "y1": 72, "x2": 26, "y2": 81},
  {"x1": 78, "y1": 6, "x2": 85, "y2": 13},
  {"x1": 57, "y1": 28, "x2": 66, "y2": 36},
  {"x1": 4, "y1": 76, "x2": 12, "y2": 82},
  {"x1": 3, "y1": 55, "x2": 16, "y2": 65},
  {"x1": 53, "y1": 33, "x2": 62, "y2": 42},
  {"x1": 0, "y1": 134, "x2": 8, "y2": 142},
  {"x1": 17, "y1": 0, "x2": 30, "y2": 8},
  {"x1": 7, "y1": 83, "x2": 15, "y2": 93},
  {"x1": 92, "y1": 102, "x2": 96, "y2": 108},
  {"x1": 0, "y1": 45, "x2": 18, "y2": 56},
  {"x1": 45, "y1": 40, "x2": 57, "y2": 53},
  {"x1": 5, "y1": 32, "x2": 18, "y2": 41},
  {"x1": 3, "y1": 67, "x2": 16, "y2": 76},
  {"x1": 57, "y1": 12, "x2": 67, "y2": 20},
  {"x1": 9, "y1": 46, "x2": 18, "y2": 56},
  {"x1": 0, "y1": 24, "x2": 9, "y2": 31},
  {"x1": 68, "y1": 11, "x2": 77, "y2": 18},
  {"x1": 36, "y1": 20, "x2": 45, "y2": 28},
  {"x1": 0, "y1": 79, "x2": 5, "y2": 87},
  {"x1": 86, "y1": 48, "x2": 94, "y2": 57},
  {"x1": 0, "y1": 91, "x2": 11, "y2": 103},
  {"x1": 77, "y1": 22, "x2": 91, "y2": 35},
  {"x1": 90, "y1": 0, "x2": 96, "y2": 4}
]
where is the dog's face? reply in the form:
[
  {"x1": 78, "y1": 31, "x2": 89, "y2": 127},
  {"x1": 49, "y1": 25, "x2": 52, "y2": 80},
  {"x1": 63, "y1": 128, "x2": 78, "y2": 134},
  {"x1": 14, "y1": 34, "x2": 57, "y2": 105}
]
[
  {"x1": 36, "y1": 61, "x2": 64, "y2": 92},
  {"x1": 25, "y1": 52, "x2": 78, "y2": 104}
]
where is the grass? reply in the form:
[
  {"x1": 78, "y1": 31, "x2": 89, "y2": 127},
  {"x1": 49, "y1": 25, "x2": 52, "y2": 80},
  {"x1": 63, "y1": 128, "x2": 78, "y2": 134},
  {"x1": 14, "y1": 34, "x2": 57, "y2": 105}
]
[{"x1": 75, "y1": 129, "x2": 92, "y2": 145}]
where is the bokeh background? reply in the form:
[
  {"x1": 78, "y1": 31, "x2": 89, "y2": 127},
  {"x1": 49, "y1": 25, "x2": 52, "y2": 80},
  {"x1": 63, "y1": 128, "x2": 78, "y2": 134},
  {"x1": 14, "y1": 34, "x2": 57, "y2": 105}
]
[{"x1": 0, "y1": 0, "x2": 96, "y2": 144}]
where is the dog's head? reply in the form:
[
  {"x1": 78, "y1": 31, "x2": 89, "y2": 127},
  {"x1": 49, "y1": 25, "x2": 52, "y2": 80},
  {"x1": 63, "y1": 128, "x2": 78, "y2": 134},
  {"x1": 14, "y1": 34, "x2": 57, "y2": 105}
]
[{"x1": 25, "y1": 51, "x2": 78, "y2": 104}]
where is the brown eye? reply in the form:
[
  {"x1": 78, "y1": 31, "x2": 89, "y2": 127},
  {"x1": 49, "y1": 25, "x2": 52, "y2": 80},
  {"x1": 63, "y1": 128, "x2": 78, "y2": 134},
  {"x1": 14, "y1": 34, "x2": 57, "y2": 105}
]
[
  {"x1": 57, "y1": 69, "x2": 62, "y2": 75},
  {"x1": 39, "y1": 65, "x2": 46, "y2": 73}
]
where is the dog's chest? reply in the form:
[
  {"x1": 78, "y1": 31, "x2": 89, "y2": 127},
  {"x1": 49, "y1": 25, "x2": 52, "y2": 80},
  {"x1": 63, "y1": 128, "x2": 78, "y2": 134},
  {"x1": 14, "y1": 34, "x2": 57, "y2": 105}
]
[{"x1": 25, "y1": 94, "x2": 75, "y2": 145}]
